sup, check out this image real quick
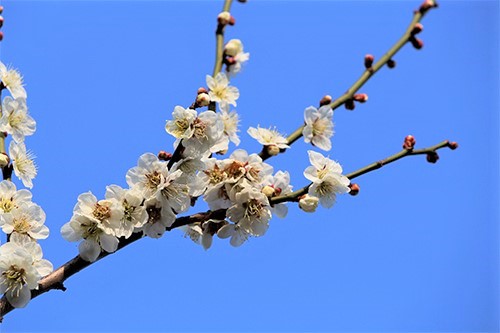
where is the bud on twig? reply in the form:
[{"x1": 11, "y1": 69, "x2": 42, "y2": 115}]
[
  {"x1": 228, "y1": 16, "x2": 236, "y2": 26},
  {"x1": 0, "y1": 32, "x2": 3, "y2": 42},
  {"x1": 426, "y1": 151, "x2": 439, "y2": 163},
  {"x1": 387, "y1": 59, "x2": 396, "y2": 68},
  {"x1": 364, "y1": 54, "x2": 374, "y2": 69},
  {"x1": 344, "y1": 99, "x2": 355, "y2": 110},
  {"x1": 319, "y1": 95, "x2": 332, "y2": 107},
  {"x1": 158, "y1": 151, "x2": 172, "y2": 161},
  {"x1": 403, "y1": 135, "x2": 416, "y2": 150},
  {"x1": 419, "y1": 0, "x2": 438, "y2": 14},
  {"x1": 298, "y1": 195, "x2": 319, "y2": 213},
  {"x1": 197, "y1": 87, "x2": 208, "y2": 95},
  {"x1": 409, "y1": 36, "x2": 424, "y2": 50},
  {"x1": 224, "y1": 56, "x2": 237, "y2": 66},
  {"x1": 448, "y1": 141, "x2": 459, "y2": 150},
  {"x1": 217, "y1": 11, "x2": 231, "y2": 25},
  {"x1": 411, "y1": 23, "x2": 424, "y2": 35},
  {"x1": 0, "y1": 16, "x2": 4, "y2": 29},
  {"x1": 348, "y1": 183, "x2": 360, "y2": 196},
  {"x1": 0, "y1": 6, "x2": 3, "y2": 14},
  {"x1": 0, "y1": 152, "x2": 9, "y2": 168},
  {"x1": 266, "y1": 144, "x2": 280, "y2": 157},
  {"x1": 196, "y1": 93, "x2": 210, "y2": 107},
  {"x1": 353, "y1": 93, "x2": 368, "y2": 103},
  {"x1": 262, "y1": 185, "x2": 275, "y2": 198}
]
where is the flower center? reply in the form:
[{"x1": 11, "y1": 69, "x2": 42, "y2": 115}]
[
  {"x1": 82, "y1": 221, "x2": 101, "y2": 239},
  {"x1": 312, "y1": 118, "x2": 329, "y2": 136},
  {"x1": 317, "y1": 167, "x2": 330, "y2": 180},
  {"x1": 145, "y1": 171, "x2": 162, "y2": 190},
  {"x1": 1, "y1": 265, "x2": 27, "y2": 297},
  {"x1": 316, "y1": 181, "x2": 335, "y2": 196},
  {"x1": 204, "y1": 165, "x2": 227, "y2": 185},
  {"x1": 93, "y1": 202, "x2": 111, "y2": 221},
  {"x1": 13, "y1": 215, "x2": 31, "y2": 234},
  {"x1": 243, "y1": 199, "x2": 264, "y2": 219},
  {"x1": 122, "y1": 200, "x2": 135, "y2": 222},
  {"x1": 192, "y1": 118, "x2": 207, "y2": 139},
  {"x1": 0, "y1": 197, "x2": 15, "y2": 213}
]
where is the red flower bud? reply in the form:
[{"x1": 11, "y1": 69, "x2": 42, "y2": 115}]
[
  {"x1": 410, "y1": 36, "x2": 424, "y2": 50},
  {"x1": 412, "y1": 23, "x2": 424, "y2": 35},
  {"x1": 353, "y1": 93, "x2": 368, "y2": 103},
  {"x1": 349, "y1": 183, "x2": 360, "y2": 196},
  {"x1": 387, "y1": 59, "x2": 396, "y2": 68},
  {"x1": 319, "y1": 95, "x2": 332, "y2": 107},
  {"x1": 403, "y1": 135, "x2": 416, "y2": 150},
  {"x1": 448, "y1": 141, "x2": 459, "y2": 150},
  {"x1": 364, "y1": 54, "x2": 374, "y2": 69},
  {"x1": 197, "y1": 87, "x2": 208, "y2": 95},
  {"x1": 426, "y1": 151, "x2": 439, "y2": 163},
  {"x1": 344, "y1": 99, "x2": 355, "y2": 110},
  {"x1": 228, "y1": 16, "x2": 236, "y2": 26},
  {"x1": 158, "y1": 151, "x2": 172, "y2": 161}
]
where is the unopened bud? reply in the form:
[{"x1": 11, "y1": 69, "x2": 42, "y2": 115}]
[
  {"x1": 0, "y1": 16, "x2": 4, "y2": 28},
  {"x1": 158, "y1": 151, "x2": 172, "y2": 161},
  {"x1": 403, "y1": 135, "x2": 416, "y2": 150},
  {"x1": 228, "y1": 16, "x2": 236, "y2": 26},
  {"x1": 0, "y1": 153, "x2": 9, "y2": 168},
  {"x1": 344, "y1": 99, "x2": 355, "y2": 110},
  {"x1": 0, "y1": 6, "x2": 3, "y2": 14},
  {"x1": 348, "y1": 183, "x2": 360, "y2": 196},
  {"x1": 409, "y1": 36, "x2": 424, "y2": 50},
  {"x1": 353, "y1": 93, "x2": 368, "y2": 103},
  {"x1": 448, "y1": 141, "x2": 459, "y2": 150},
  {"x1": 224, "y1": 39, "x2": 243, "y2": 57},
  {"x1": 298, "y1": 194, "x2": 319, "y2": 213},
  {"x1": 197, "y1": 87, "x2": 208, "y2": 95},
  {"x1": 364, "y1": 54, "x2": 374, "y2": 69},
  {"x1": 224, "y1": 56, "x2": 237, "y2": 65},
  {"x1": 217, "y1": 11, "x2": 231, "y2": 25},
  {"x1": 426, "y1": 151, "x2": 439, "y2": 163},
  {"x1": 319, "y1": 95, "x2": 332, "y2": 107},
  {"x1": 387, "y1": 59, "x2": 396, "y2": 68},
  {"x1": 411, "y1": 23, "x2": 424, "y2": 35},
  {"x1": 0, "y1": 32, "x2": 3, "y2": 42},
  {"x1": 419, "y1": 0, "x2": 438, "y2": 14},
  {"x1": 262, "y1": 185, "x2": 275, "y2": 198},
  {"x1": 196, "y1": 92, "x2": 211, "y2": 107},
  {"x1": 266, "y1": 144, "x2": 280, "y2": 157}
]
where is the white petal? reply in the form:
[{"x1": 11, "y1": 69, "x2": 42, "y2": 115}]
[
  {"x1": 79, "y1": 239, "x2": 101, "y2": 262},
  {"x1": 7, "y1": 286, "x2": 31, "y2": 308}
]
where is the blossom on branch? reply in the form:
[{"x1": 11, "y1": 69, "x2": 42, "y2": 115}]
[
  {"x1": 0, "y1": 62, "x2": 27, "y2": 99},
  {"x1": 206, "y1": 72, "x2": 240, "y2": 106},
  {"x1": 9, "y1": 141, "x2": 37, "y2": 189},
  {"x1": 0, "y1": 96, "x2": 36, "y2": 143},
  {"x1": 302, "y1": 105, "x2": 334, "y2": 151}
]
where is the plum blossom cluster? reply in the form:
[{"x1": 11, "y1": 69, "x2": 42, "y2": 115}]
[
  {"x1": 0, "y1": 62, "x2": 52, "y2": 309},
  {"x1": 60, "y1": 19, "x2": 350, "y2": 264}
]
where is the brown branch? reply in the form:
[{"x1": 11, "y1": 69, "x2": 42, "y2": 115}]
[{"x1": 0, "y1": 209, "x2": 227, "y2": 319}]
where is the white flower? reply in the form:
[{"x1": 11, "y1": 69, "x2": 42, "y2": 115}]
[
  {"x1": 0, "y1": 202, "x2": 49, "y2": 242},
  {"x1": 9, "y1": 141, "x2": 37, "y2": 189},
  {"x1": 0, "y1": 62, "x2": 27, "y2": 99},
  {"x1": 226, "y1": 149, "x2": 273, "y2": 185},
  {"x1": 105, "y1": 185, "x2": 148, "y2": 239},
  {"x1": 217, "y1": 223, "x2": 250, "y2": 247},
  {"x1": 126, "y1": 153, "x2": 190, "y2": 218},
  {"x1": 303, "y1": 105, "x2": 334, "y2": 151},
  {"x1": 181, "y1": 223, "x2": 214, "y2": 250},
  {"x1": 211, "y1": 103, "x2": 241, "y2": 153},
  {"x1": 0, "y1": 180, "x2": 32, "y2": 214},
  {"x1": 60, "y1": 214, "x2": 119, "y2": 262},
  {"x1": 247, "y1": 126, "x2": 289, "y2": 149},
  {"x1": 226, "y1": 187, "x2": 272, "y2": 236},
  {"x1": 165, "y1": 106, "x2": 197, "y2": 139},
  {"x1": 0, "y1": 240, "x2": 52, "y2": 308},
  {"x1": 262, "y1": 170, "x2": 293, "y2": 218},
  {"x1": 224, "y1": 39, "x2": 250, "y2": 76},
  {"x1": 298, "y1": 194, "x2": 319, "y2": 213},
  {"x1": 304, "y1": 151, "x2": 350, "y2": 208},
  {"x1": 72, "y1": 192, "x2": 123, "y2": 236},
  {"x1": 138, "y1": 204, "x2": 177, "y2": 239},
  {"x1": 206, "y1": 72, "x2": 239, "y2": 106},
  {"x1": 183, "y1": 111, "x2": 224, "y2": 156},
  {"x1": 0, "y1": 96, "x2": 36, "y2": 143}
]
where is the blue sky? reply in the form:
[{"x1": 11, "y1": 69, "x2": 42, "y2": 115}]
[{"x1": 0, "y1": 0, "x2": 498, "y2": 332}]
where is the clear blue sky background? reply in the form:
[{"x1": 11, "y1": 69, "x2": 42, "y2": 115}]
[{"x1": 0, "y1": 0, "x2": 498, "y2": 332}]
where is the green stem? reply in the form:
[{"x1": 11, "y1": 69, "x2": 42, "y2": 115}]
[{"x1": 212, "y1": 0, "x2": 234, "y2": 76}]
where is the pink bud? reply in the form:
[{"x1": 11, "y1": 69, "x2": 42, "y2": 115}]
[
  {"x1": 403, "y1": 135, "x2": 416, "y2": 150},
  {"x1": 426, "y1": 151, "x2": 439, "y2": 163},
  {"x1": 319, "y1": 95, "x2": 332, "y2": 107},
  {"x1": 353, "y1": 93, "x2": 368, "y2": 103},
  {"x1": 448, "y1": 141, "x2": 459, "y2": 150},
  {"x1": 364, "y1": 54, "x2": 374, "y2": 69},
  {"x1": 412, "y1": 23, "x2": 424, "y2": 35},
  {"x1": 349, "y1": 183, "x2": 360, "y2": 196},
  {"x1": 158, "y1": 151, "x2": 172, "y2": 161},
  {"x1": 410, "y1": 36, "x2": 424, "y2": 50}
]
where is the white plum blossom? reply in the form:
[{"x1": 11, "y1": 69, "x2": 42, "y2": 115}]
[
  {"x1": 261, "y1": 170, "x2": 293, "y2": 218},
  {"x1": 72, "y1": 192, "x2": 123, "y2": 236},
  {"x1": 0, "y1": 240, "x2": 52, "y2": 308},
  {"x1": 0, "y1": 180, "x2": 33, "y2": 214},
  {"x1": 138, "y1": 204, "x2": 177, "y2": 239},
  {"x1": 224, "y1": 39, "x2": 250, "y2": 76},
  {"x1": 247, "y1": 126, "x2": 289, "y2": 150},
  {"x1": 181, "y1": 222, "x2": 214, "y2": 250},
  {"x1": 303, "y1": 105, "x2": 334, "y2": 151},
  {"x1": 61, "y1": 214, "x2": 119, "y2": 262},
  {"x1": 225, "y1": 149, "x2": 273, "y2": 185},
  {"x1": 0, "y1": 62, "x2": 27, "y2": 99},
  {"x1": 165, "y1": 106, "x2": 197, "y2": 139},
  {"x1": 226, "y1": 187, "x2": 272, "y2": 236},
  {"x1": 217, "y1": 223, "x2": 250, "y2": 247},
  {"x1": 219, "y1": 103, "x2": 240, "y2": 146},
  {"x1": 0, "y1": 202, "x2": 49, "y2": 243},
  {"x1": 9, "y1": 141, "x2": 37, "y2": 189},
  {"x1": 304, "y1": 151, "x2": 350, "y2": 208},
  {"x1": 105, "y1": 185, "x2": 148, "y2": 239},
  {"x1": 206, "y1": 72, "x2": 239, "y2": 106},
  {"x1": 183, "y1": 111, "x2": 224, "y2": 157},
  {"x1": 126, "y1": 153, "x2": 190, "y2": 219},
  {"x1": 298, "y1": 194, "x2": 319, "y2": 213},
  {"x1": 0, "y1": 96, "x2": 36, "y2": 143}
]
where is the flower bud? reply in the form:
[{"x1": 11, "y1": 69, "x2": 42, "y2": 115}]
[
  {"x1": 228, "y1": 16, "x2": 236, "y2": 26},
  {"x1": 411, "y1": 23, "x2": 424, "y2": 35},
  {"x1": 410, "y1": 36, "x2": 424, "y2": 50},
  {"x1": 364, "y1": 54, "x2": 374, "y2": 69},
  {"x1": 266, "y1": 144, "x2": 281, "y2": 157},
  {"x1": 448, "y1": 141, "x2": 459, "y2": 150},
  {"x1": 348, "y1": 183, "x2": 360, "y2": 196},
  {"x1": 403, "y1": 135, "x2": 416, "y2": 150},
  {"x1": 196, "y1": 92, "x2": 211, "y2": 107},
  {"x1": 197, "y1": 87, "x2": 208, "y2": 95},
  {"x1": 0, "y1": 6, "x2": 3, "y2": 14},
  {"x1": 0, "y1": 16, "x2": 4, "y2": 28},
  {"x1": 387, "y1": 59, "x2": 396, "y2": 68},
  {"x1": 158, "y1": 151, "x2": 172, "y2": 161},
  {"x1": 426, "y1": 151, "x2": 439, "y2": 163},
  {"x1": 0, "y1": 152, "x2": 9, "y2": 168},
  {"x1": 353, "y1": 93, "x2": 368, "y2": 103},
  {"x1": 344, "y1": 99, "x2": 355, "y2": 110},
  {"x1": 224, "y1": 56, "x2": 237, "y2": 65},
  {"x1": 217, "y1": 11, "x2": 231, "y2": 25},
  {"x1": 224, "y1": 39, "x2": 243, "y2": 57},
  {"x1": 261, "y1": 185, "x2": 275, "y2": 198},
  {"x1": 319, "y1": 95, "x2": 332, "y2": 107},
  {"x1": 0, "y1": 32, "x2": 3, "y2": 42},
  {"x1": 298, "y1": 195, "x2": 319, "y2": 213},
  {"x1": 419, "y1": 0, "x2": 438, "y2": 14}
]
